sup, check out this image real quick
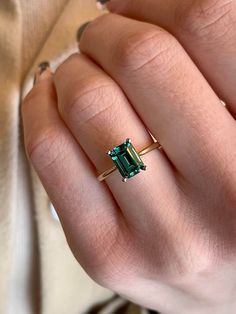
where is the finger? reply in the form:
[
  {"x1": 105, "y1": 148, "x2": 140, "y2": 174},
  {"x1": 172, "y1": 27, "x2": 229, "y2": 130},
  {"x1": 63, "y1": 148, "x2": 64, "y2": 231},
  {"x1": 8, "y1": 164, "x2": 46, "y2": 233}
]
[
  {"x1": 79, "y1": 14, "x2": 236, "y2": 187},
  {"x1": 53, "y1": 52, "x2": 180, "y2": 231},
  {"x1": 21, "y1": 65, "x2": 124, "y2": 273},
  {"x1": 104, "y1": 0, "x2": 236, "y2": 117}
]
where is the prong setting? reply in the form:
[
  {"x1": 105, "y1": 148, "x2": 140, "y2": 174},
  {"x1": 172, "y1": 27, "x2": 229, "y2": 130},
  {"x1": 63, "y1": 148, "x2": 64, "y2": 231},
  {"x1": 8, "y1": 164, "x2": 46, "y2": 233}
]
[{"x1": 107, "y1": 138, "x2": 146, "y2": 182}]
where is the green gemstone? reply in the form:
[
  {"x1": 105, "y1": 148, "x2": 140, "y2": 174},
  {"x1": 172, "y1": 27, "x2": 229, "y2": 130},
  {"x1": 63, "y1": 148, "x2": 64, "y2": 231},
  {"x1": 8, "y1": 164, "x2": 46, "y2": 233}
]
[{"x1": 108, "y1": 139, "x2": 146, "y2": 181}]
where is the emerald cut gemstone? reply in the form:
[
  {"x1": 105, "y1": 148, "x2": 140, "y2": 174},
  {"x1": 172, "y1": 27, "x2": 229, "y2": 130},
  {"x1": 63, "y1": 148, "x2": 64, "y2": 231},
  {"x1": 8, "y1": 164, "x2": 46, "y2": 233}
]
[{"x1": 108, "y1": 139, "x2": 147, "y2": 182}]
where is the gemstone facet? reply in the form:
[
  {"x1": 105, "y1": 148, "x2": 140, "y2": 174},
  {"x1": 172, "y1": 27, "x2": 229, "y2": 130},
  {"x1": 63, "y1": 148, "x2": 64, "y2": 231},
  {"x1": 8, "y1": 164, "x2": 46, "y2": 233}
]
[{"x1": 108, "y1": 139, "x2": 146, "y2": 181}]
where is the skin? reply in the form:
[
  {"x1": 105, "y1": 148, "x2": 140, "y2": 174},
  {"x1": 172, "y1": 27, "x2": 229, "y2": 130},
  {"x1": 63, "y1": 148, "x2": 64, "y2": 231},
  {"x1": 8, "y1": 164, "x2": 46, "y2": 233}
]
[{"x1": 22, "y1": 1, "x2": 236, "y2": 313}]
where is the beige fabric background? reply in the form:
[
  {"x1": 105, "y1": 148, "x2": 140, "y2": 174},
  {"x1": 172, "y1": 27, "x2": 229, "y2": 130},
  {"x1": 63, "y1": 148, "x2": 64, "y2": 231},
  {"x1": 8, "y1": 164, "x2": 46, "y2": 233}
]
[{"x1": 0, "y1": 1, "x2": 116, "y2": 313}]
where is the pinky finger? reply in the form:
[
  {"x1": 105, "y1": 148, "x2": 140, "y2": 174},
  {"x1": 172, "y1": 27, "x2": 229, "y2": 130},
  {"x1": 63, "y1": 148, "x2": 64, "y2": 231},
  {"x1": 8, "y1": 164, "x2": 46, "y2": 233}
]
[{"x1": 21, "y1": 64, "x2": 124, "y2": 277}]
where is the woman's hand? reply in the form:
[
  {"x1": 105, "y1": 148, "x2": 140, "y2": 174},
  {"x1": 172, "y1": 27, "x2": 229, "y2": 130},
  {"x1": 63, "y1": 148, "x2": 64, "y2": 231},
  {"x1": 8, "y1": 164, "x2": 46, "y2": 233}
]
[{"x1": 22, "y1": 1, "x2": 236, "y2": 313}]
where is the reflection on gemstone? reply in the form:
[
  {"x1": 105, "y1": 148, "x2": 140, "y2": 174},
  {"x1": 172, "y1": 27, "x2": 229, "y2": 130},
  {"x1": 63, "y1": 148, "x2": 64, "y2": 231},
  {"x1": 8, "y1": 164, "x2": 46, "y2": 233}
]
[{"x1": 108, "y1": 139, "x2": 147, "y2": 181}]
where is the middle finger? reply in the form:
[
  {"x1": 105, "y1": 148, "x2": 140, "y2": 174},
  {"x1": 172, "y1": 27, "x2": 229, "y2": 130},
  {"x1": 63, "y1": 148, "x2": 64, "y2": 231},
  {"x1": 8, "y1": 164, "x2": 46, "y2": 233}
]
[
  {"x1": 79, "y1": 13, "x2": 236, "y2": 187},
  {"x1": 105, "y1": 0, "x2": 236, "y2": 117}
]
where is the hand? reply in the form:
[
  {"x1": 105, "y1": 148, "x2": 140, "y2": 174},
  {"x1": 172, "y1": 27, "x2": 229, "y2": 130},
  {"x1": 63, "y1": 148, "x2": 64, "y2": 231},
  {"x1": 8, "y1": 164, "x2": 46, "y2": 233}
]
[{"x1": 22, "y1": 1, "x2": 236, "y2": 313}]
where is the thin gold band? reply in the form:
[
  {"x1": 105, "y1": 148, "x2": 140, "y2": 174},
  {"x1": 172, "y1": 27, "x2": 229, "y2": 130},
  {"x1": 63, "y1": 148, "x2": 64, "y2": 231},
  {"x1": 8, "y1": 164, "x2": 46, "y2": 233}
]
[
  {"x1": 97, "y1": 100, "x2": 227, "y2": 182},
  {"x1": 97, "y1": 141, "x2": 163, "y2": 182}
]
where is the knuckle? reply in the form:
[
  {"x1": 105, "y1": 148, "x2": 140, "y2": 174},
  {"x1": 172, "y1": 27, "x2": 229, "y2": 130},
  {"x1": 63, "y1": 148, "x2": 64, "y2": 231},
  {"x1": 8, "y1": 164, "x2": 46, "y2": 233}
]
[
  {"x1": 64, "y1": 78, "x2": 117, "y2": 126},
  {"x1": 176, "y1": 0, "x2": 235, "y2": 40},
  {"x1": 85, "y1": 229, "x2": 132, "y2": 288},
  {"x1": 113, "y1": 28, "x2": 178, "y2": 74},
  {"x1": 26, "y1": 127, "x2": 65, "y2": 172},
  {"x1": 91, "y1": 252, "x2": 131, "y2": 289},
  {"x1": 176, "y1": 237, "x2": 221, "y2": 281}
]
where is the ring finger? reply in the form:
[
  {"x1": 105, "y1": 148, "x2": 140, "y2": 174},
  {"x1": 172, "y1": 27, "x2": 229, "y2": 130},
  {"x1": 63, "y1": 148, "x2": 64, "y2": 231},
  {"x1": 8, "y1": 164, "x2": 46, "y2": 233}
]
[{"x1": 53, "y1": 53, "x2": 179, "y2": 229}]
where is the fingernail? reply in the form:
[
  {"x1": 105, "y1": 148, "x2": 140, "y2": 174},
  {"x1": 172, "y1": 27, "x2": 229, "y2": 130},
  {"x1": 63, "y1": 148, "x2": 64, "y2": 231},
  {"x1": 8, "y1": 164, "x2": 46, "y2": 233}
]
[
  {"x1": 76, "y1": 21, "x2": 91, "y2": 43},
  {"x1": 34, "y1": 61, "x2": 50, "y2": 85},
  {"x1": 96, "y1": 0, "x2": 110, "y2": 10}
]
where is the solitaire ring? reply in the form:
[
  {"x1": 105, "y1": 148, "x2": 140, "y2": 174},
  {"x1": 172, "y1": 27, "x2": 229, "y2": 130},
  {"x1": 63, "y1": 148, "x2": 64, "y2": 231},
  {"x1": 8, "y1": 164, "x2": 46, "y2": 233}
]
[{"x1": 97, "y1": 138, "x2": 163, "y2": 182}]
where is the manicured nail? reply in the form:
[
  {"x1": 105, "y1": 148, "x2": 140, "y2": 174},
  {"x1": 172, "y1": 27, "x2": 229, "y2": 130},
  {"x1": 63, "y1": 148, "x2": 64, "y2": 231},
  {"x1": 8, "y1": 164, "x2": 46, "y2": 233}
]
[
  {"x1": 76, "y1": 21, "x2": 91, "y2": 43},
  {"x1": 96, "y1": 0, "x2": 110, "y2": 10},
  {"x1": 34, "y1": 61, "x2": 50, "y2": 85}
]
